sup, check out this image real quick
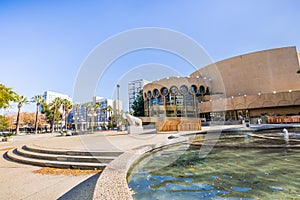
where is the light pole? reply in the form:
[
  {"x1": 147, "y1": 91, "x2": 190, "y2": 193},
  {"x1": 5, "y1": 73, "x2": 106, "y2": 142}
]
[{"x1": 117, "y1": 84, "x2": 120, "y2": 130}]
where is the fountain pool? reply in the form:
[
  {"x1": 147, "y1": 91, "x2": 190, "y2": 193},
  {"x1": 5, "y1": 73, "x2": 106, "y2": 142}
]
[{"x1": 128, "y1": 129, "x2": 300, "y2": 199}]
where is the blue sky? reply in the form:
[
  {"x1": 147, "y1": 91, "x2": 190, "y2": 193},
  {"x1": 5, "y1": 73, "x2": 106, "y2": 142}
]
[{"x1": 1, "y1": 0, "x2": 300, "y2": 112}]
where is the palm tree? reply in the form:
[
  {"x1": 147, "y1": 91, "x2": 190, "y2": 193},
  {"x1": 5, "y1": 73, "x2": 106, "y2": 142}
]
[
  {"x1": 74, "y1": 103, "x2": 80, "y2": 132},
  {"x1": 84, "y1": 103, "x2": 92, "y2": 130},
  {"x1": 107, "y1": 105, "x2": 113, "y2": 124},
  {"x1": 62, "y1": 99, "x2": 73, "y2": 130},
  {"x1": 15, "y1": 95, "x2": 29, "y2": 134},
  {"x1": 31, "y1": 95, "x2": 43, "y2": 134},
  {"x1": 92, "y1": 102, "x2": 101, "y2": 131},
  {"x1": 49, "y1": 97, "x2": 62, "y2": 133},
  {"x1": 101, "y1": 106, "x2": 107, "y2": 127}
]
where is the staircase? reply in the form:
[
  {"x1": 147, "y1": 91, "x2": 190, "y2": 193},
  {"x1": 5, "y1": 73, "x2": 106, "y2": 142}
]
[{"x1": 6, "y1": 145, "x2": 123, "y2": 170}]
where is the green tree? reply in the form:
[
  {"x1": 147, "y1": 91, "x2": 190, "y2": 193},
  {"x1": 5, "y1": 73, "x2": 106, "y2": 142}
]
[
  {"x1": 41, "y1": 101, "x2": 51, "y2": 124},
  {"x1": 107, "y1": 105, "x2": 113, "y2": 124},
  {"x1": 0, "y1": 115, "x2": 9, "y2": 131},
  {"x1": 41, "y1": 101, "x2": 60, "y2": 132},
  {"x1": 15, "y1": 95, "x2": 29, "y2": 134},
  {"x1": 31, "y1": 95, "x2": 43, "y2": 134},
  {"x1": 101, "y1": 106, "x2": 107, "y2": 127},
  {"x1": 110, "y1": 109, "x2": 126, "y2": 128},
  {"x1": 62, "y1": 99, "x2": 73, "y2": 130},
  {"x1": 131, "y1": 90, "x2": 144, "y2": 117},
  {"x1": 92, "y1": 102, "x2": 101, "y2": 131},
  {"x1": 49, "y1": 97, "x2": 62, "y2": 132},
  {"x1": 0, "y1": 84, "x2": 17, "y2": 109}
]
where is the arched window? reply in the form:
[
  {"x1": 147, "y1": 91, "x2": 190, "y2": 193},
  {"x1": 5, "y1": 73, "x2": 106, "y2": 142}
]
[
  {"x1": 147, "y1": 91, "x2": 152, "y2": 98},
  {"x1": 153, "y1": 88, "x2": 159, "y2": 97},
  {"x1": 199, "y1": 85, "x2": 205, "y2": 95},
  {"x1": 180, "y1": 85, "x2": 188, "y2": 95},
  {"x1": 190, "y1": 85, "x2": 197, "y2": 93},
  {"x1": 205, "y1": 87, "x2": 210, "y2": 95},
  {"x1": 170, "y1": 86, "x2": 178, "y2": 94},
  {"x1": 161, "y1": 87, "x2": 168, "y2": 96}
]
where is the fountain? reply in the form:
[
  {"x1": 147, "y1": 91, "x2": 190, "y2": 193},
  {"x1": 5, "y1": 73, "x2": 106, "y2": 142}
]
[
  {"x1": 128, "y1": 128, "x2": 300, "y2": 199},
  {"x1": 283, "y1": 128, "x2": 289, "y2": 138}
]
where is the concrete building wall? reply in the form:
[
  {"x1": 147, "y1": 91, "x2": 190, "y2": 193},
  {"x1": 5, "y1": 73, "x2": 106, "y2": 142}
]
[
  {"x1": 191, "y1": 46, "x2": 300, "y2": 97},
  {"x1": 143, "y1": 46, "x2": 300, "y2": 120},
  {"x1": 43, "y1": 91, "x2": 71, "y2": 105}
]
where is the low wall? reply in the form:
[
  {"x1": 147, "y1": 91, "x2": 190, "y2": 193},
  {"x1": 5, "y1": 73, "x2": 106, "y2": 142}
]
[
  {"x1": 92, "y1": 137, "x2": 187, "y2": 200},
  {"x1": 267, "y1": 115, "x2": 300, "y2": 123},
  {"x1": 156, "y1": 118, "x2": 201, "y2": 132}
]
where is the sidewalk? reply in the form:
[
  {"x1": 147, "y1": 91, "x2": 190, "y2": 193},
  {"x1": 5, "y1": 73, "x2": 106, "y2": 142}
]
[
  {"x1": 0, "y1": 133, "x2": 96, "y2": 200},
  {"x1": 0, "y1": 131, "x2": 173, "y2": 200},
  {"x1": 1, "y1": 123, "x2": 291, "y2": 200}
]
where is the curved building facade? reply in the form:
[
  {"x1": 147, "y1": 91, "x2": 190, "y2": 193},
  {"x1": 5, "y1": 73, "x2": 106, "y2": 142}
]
[{"x1": 143, "y1": 46, "x2": 300, "y2": 122}]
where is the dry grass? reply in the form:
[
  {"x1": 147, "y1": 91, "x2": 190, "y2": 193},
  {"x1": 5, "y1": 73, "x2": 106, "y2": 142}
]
[
  {"x1": 33, "y1": 167, "x2": 102, "y2": 176},
  {"x1": 0, "y1": 147, "x2": 14, "y2": 151}
]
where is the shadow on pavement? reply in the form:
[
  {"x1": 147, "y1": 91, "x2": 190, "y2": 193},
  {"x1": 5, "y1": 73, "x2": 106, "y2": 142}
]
[{"x1": 58, "y1": 173, "x2": 101, "y2": 200}]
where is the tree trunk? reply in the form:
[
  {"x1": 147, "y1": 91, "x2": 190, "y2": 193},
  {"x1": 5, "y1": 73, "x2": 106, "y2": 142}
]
[
  {"x1": 51, "y1": 107, "x2": 56, "y2": 133},
  {"x1": 91, "y1": 111, "x2": 94, "y2": 133},
  {"x1": 65, "y1": 111, "x2": 68, "y2": 130},
  {"x1": 61, "y1": 107, "x2": 64, "y2": 131},
  {"x1": 103, "y1": 111, "x2": 106, "y2": 127},
  {"x1": 75, "y1": 111, "x2": 78, "y2": 132},
  {"x1": 86, "y1": 110, "x2": 88, "y2": 130},
  {"x1": 16, "y1": 107, "x2": 21, "y2": 134},
  {"x1": 34, "y1": 103, "x2": 39, "y2": 134}
]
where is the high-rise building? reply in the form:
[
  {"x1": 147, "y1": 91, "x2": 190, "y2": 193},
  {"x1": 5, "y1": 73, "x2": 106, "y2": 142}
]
[
  {"x1": 70, "y1": 96, "x2": 115, "y2": 131},
  {"x1": 42, "y1": 91, "x2": 72, "y2": 129},
  {"x1": 43, "y1": 91, "x2": 71, "y2": 105},
  {"x1": 128, "y1": 79, "x2": 149, "y2": 111}
]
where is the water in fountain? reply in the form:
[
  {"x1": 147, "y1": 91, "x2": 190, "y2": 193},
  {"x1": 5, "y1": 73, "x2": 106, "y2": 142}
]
[{"x1": 128, "y1": 129, "x2": 300, "y2": 199}]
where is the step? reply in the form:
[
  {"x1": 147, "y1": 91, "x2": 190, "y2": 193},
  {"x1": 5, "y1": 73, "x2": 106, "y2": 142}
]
[
  {"x1": 25, "y1": 145, "x2": 123, "y2": 157},
  {"x1": 16, "y1": 147, "x2": 115, "y2": 163},
  {"x1": 6, "y1": 149, "x2": 107, "y2": 170}
]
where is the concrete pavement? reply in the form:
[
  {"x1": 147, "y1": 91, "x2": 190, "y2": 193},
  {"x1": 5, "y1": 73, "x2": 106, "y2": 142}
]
[
  {"x1": 0, "y1": 125, "x2": 245, "y2": 200},
  {"x1": 0, "y1": 130, "x2": 179, "y2": 200}
]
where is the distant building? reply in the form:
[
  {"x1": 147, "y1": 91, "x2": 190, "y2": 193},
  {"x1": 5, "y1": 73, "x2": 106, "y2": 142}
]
[
  {"x1": 42, "y1": 91, "x2": 72, "y2": 129},
  {"x1": 113, "y1": 99, "x2": 123, "y2": 112},
  {"x1": 128, "y1": 79, "x2": 149, "y2": 111},
  {"x1": 42, "y1": 91, "x2": 71, "y2": 104},
  {"x1": 70, "y1": 96, "x2": 115, "y2": 131}
]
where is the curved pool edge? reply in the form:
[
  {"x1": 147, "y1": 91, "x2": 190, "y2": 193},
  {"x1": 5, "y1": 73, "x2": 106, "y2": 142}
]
[{"x1": 92, "y1": 137, "x2": 187, "y2": 200}]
